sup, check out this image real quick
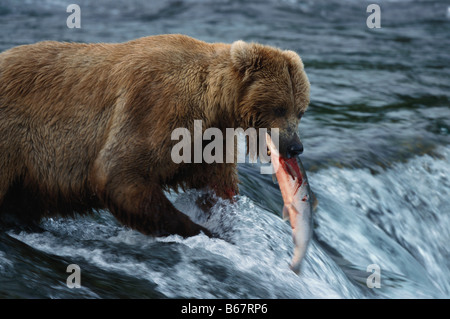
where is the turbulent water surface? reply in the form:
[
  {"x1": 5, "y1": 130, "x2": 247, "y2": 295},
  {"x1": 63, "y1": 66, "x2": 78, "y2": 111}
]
[{"x1": 0, "y1": 0, "x2": 449, "y2": 298}]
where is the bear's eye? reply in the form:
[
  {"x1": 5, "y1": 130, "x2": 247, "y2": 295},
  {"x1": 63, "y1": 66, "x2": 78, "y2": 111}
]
[{"x1": 274, "y1": 107, "x2": 287, "y2": 117}]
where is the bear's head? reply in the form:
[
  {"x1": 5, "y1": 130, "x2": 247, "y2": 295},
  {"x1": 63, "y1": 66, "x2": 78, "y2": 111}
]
[{"x1": 230, "y1": 40, "x2": 310, "y2": 159}]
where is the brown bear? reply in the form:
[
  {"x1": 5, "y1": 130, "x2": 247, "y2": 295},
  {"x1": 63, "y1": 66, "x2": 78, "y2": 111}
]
[{"x1": 0, "y1": 34, "x2": 310, "y2": 237}]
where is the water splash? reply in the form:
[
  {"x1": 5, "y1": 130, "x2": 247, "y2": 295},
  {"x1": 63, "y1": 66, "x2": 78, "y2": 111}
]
[{"x1": 311, "y1": 146, "x2": 450, "y2": 298}]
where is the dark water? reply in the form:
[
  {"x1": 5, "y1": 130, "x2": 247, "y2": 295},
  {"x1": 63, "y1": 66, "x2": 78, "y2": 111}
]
[{"x1": 0, "y1": 0, "x2": 449, "y2": 298}]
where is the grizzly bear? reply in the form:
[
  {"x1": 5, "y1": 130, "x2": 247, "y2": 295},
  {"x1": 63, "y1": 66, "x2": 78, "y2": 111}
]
[{"x1": 0, "y1": 34, "x2": 310, "y2": 237}]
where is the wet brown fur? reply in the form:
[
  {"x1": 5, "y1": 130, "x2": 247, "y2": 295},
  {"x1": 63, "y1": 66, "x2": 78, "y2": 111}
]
[{"x1": 0, "y1": 34, "x2": 309, "y2": 237}]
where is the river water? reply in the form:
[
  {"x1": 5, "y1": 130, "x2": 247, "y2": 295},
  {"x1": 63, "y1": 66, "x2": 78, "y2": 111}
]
[{"x1": 0, "y1": 0, "x2": 449, "y2": 298}]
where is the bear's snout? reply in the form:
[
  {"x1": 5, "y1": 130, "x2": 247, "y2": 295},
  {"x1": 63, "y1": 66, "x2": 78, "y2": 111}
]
[
  {"x1": 287, "y1": 141, "x2": 303, "y2": 158},
  {"x1": 279, "y1": 133, "x2": 303, "y2": 159}
]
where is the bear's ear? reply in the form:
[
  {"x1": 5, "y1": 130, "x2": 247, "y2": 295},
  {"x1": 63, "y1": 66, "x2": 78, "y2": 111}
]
[
  {"x1": 230, "y1": 40, "x2": 263, "y2": 76},
  {"x1": 283, "y1": 50, "x2": 304, "y2": 69}
]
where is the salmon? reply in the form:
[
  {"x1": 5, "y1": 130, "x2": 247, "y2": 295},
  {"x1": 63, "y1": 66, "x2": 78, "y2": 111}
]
[{"x1": 266, "y1": 133, "x2": 314, "y2": 274}]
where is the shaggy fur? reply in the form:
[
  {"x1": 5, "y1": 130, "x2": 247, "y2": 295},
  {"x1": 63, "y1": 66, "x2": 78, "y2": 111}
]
[{"x1": 0, "y1": 34, "x2": 310, "y2": 237}]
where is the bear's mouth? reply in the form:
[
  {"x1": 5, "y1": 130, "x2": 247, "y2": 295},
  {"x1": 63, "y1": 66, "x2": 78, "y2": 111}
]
[{"x1": 280, "y1": 156, "x2": 301, "y2": 181}]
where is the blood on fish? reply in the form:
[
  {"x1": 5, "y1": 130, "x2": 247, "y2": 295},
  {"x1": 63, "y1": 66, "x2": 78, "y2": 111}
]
[
  {"x1": 280, "y1": 157, "x2": 303, "y2": 195},
  {"x1": 266, "y1": 133, "x2": 313, "y2": 275}
]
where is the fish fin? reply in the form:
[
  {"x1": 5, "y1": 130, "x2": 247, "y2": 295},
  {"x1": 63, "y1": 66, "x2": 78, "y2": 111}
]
[
  {"x1": 282, "y1": 205, "x2": 290, "y2": 221},
  {"x1": 311, "y1": 191, "x2": 319, "y2": 212},
  {"x1": 272, "y1": 173, "x2": 278, "y2": 184},
  {"x1": 290, "y1": 263, "x2": 301, "y2": 275}
]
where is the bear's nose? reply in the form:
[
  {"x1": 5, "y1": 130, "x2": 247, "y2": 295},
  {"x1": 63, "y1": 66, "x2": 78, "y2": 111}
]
[{"x1": 287, "y1": 142, "x2": 303, "y2": 158}]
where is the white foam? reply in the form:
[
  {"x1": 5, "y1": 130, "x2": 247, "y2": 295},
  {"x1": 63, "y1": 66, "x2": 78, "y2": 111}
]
[
  {"x1": 9, "y1": 148, "x2": 449, "y2": 297},
  {"x1": 0, "y1": 251, "x2": 14, "y2": 273},
  {"x1": 310, "y1": 146, "x2": 450, "y2": 297},
  {"x1": 8, "y1": 192, "x2": 361, "y2": 298}
]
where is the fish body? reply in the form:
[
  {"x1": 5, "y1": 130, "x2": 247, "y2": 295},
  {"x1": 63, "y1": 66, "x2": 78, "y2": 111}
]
[{"x1": 266, "y1": 133, "x2": 313, "y2": 274}]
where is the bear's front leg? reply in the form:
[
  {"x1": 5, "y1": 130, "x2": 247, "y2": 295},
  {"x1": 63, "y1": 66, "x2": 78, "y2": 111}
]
[
  {"x1": 95, "y1": 173, "x2": 212, "y2": 238},
  {"x1": 194, "y1": 162, "x2": 240, "y2": 212}
]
